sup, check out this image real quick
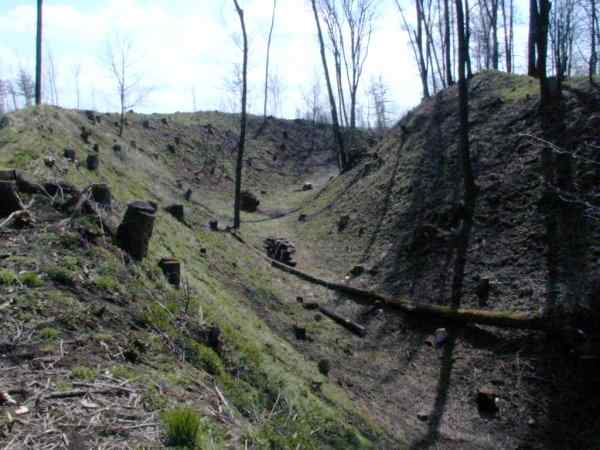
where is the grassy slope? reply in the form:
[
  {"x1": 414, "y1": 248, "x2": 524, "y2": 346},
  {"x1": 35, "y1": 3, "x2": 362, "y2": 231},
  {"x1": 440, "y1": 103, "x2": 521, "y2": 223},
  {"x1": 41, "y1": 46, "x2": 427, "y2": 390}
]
[
  {"x1": 0, "y1": 107, "x2": 393, "y2": 449},
  {"x1": 253, "y1": 72, "x2": 600, "y2": 449}
]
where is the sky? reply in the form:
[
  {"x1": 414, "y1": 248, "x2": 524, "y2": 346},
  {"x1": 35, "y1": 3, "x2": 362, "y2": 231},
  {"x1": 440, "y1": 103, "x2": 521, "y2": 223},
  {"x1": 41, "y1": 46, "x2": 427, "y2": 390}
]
[{"x1": 0, "y1": 0, "x2": 531, "y2": 120}]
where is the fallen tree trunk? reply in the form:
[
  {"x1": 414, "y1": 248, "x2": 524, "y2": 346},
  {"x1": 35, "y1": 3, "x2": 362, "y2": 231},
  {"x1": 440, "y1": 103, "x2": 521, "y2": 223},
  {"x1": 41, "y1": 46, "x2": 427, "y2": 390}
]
[
  {"x1": 319, "y1": 306, "x2": 367, "y2": 337},
  {"x1": 269, "y1": 259, "x2": 554, "y2": 331},
  {"x1": 0, "y1": 170, "x2": 18, "y2": 181}
]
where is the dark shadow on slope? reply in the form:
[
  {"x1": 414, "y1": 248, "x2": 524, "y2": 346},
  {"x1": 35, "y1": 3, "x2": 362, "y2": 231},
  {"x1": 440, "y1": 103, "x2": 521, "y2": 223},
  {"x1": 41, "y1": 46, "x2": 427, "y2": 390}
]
[
  {"x1": 408, "y1": 335, "x2": 456, "y2": 450},
  {"x1": 531, "y1": 84, "x2": 600, "y2": 450},
  {"x1": 359, "y1": 136, "x2": 406, "y2": 264}
]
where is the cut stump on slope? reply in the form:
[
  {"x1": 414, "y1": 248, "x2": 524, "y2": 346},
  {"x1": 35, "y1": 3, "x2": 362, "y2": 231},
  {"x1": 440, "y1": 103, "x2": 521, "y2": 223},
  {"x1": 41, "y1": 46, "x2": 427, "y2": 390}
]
[
  {"x1": 0, "y1": 181, "x2": 24, "y2": 218},
  {"x1": 116, "y1": 201, "x2": 157, "y2": 261},
  {"x1": 158, "y1": 258, "x2": 181, "y2": 288}
]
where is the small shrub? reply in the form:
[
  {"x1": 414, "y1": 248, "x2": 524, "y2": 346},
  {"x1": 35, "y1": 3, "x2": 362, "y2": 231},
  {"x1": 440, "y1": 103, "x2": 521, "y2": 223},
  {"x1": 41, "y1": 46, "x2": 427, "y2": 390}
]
[
  {"x1": 187, "y1": 342, "x2": 223, "y2": 376},
  {"x1": 142, "y1": 386, "x2": 169, "y2": 412},
  {"x1": 161, "y1": 407, "x2": 202, "y2": 449},
  {"x1": 39, "y1": 327, "x2": 60, "y2": 341},
  {"x1": 20, "y1": 272, "x2": 44, "y2": 288},
  {"x1": 46, "y1": 267, "x2": 76, "y2": 286},
  {"x1": 110, "y1": 364, "x2": 138, "y2": 381},
  {"x1": 62, "y1": 256, "x2": 80, "y2": 271},
  {"x1": 71, "y1": 366, "x2": 97, "y2": 380},
  {"x1": 95, "y1": 275, "x2": 119, "y2": 291},
  {"x1": 0, "y1": 269, "x2": 16, "y2": 285},
  {"x1": 58, "y1": 233, "x2": 81, "y2": 250}
]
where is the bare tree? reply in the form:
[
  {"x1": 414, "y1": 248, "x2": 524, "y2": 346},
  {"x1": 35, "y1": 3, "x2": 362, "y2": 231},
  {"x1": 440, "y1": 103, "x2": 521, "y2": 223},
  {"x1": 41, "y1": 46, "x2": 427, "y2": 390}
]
[
  {"x1": 268, "y1": 72, "x2": 284, "y2": 116},
  {"x1": 368, "y1": 75, "x2": 391, "y2": 134},
  {"x1": 302, "y1": 76, "x2": 327, "y2": 150},
  {"x1": 591, "y1": 0, "x2": 598, "y2": 80},
  {"x1": 233, "y1": 0, "x2": 248, "y2": 230},
  {"x1": 452, "y1": 0, "x2": 477, "y2": 305},
  {"x1": 222, "y1": 62, "x2": 247, "y2": 113},
  {"x1": 311, "y1": 0, "x2": 348, "y2": 172},
  {"x1": 318, "y1": 0, "x2": 377, "y2": 130},
  {"x1": 262, "y1": 0, "x2": 277, "y2": 123},
  {"x1": 528, "y1": 0, "x2": 539, "y2": 76},
  {"x1": 537, "y1": 0, "x2": 552, "y2": 105},
  {"x1": 35, "y1": 0, "x2": 43, "y2": 106},
  {"x1": 16, "y1": 69, "x2": 35, "y2": 107},
  {"x1": 7, "y1": 81, "x2": 18, "y2": 111},
  {"x1": 528, "y1": 0, "x2": 552, "y2": 83},
  {"x1": 341, "y1": 0, "x2": 377, "y2": 129},
  {"x1": 481, "y1": 0, "x2": 500, "y2": 69},
  {"x1": 45, "y1": 48, "x2": 59, "y2": 105},
  {"x1": 444, "y1": 0, "x2": 454, "y2": 84},
  {"x1": 501, "y1": 0, "x2": 515, "y2": 72},
  {"x1": 395, "y1": 0, "x2": 431, "y2": 97},
  {"x1": 106, "y1": 36, "x2": 151, "y2": 137},
  {"x1": 0, "y1": 80, "x2": 7, "y2": 114},
  {"x1": 550, "y1": 0, "x2": 577, "y2": 80},
  {"x1": 395, "y1": 0, "x2": 445, "y2": 96},
  {"x1": 73, "y1": 64, "x2": 81, "y2": 109},
  {"x1": 303, "y1": 77, "x2": 325, "y2": 123}
]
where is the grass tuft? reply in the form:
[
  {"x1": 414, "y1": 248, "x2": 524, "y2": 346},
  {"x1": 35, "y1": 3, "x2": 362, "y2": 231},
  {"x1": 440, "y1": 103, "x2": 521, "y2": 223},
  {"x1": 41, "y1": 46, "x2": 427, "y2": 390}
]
[
  {"x1": 161, "y1": 407, "x2": 202, "y2": 449},
  {"x1": 0, "y1": 269, "x2": 17, "y2": 285},
  {"x1": 20, "y1": 272, "x2": 44, "y2": 288}
]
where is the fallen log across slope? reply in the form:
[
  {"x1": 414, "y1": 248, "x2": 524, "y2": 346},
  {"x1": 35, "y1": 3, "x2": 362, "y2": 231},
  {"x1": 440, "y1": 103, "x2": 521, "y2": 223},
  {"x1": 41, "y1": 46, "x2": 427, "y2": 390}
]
[{"x1": 267, "y1": 254, "x2": 561, "y2": 332}]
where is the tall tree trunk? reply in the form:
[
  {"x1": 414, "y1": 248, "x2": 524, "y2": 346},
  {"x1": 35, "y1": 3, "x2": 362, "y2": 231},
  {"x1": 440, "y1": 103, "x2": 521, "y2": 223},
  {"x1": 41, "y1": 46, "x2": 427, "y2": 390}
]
[
  {"x1": 453, "y1": 0, "x2": 477, "y2": 306},
  {"x1": 465, "y1": 0, "x2": 473, "y2": 77},
  {"x1": 417, "y1": 0, "x2": 431, "y2": 96},
  {"x1": 528, "y1": 0, "x2": 539, "y2": 76},
  {"x1": 233, "y1": 0, "x2": 248, "y2": 229},
  {"x1": 311, "y1": 0, "x2": 347, "y2": 172},
  {"x1": 444, "y1": 0, "x2": 454, "y2": 85},
  {"x1": 591, "y1": 0, "x2": 598, "y2": 80},
  {"x1": 537, "y1": 0, "x2": 551, "y2": 108},
  {"x1": 501, "y1": 0, "x2": 511, "y2": 72},
  {"x1": 491, "y1": 1, "x2": 499, "y2": 69},
  {"x1": 262, "y1": 0, "x2": 277, "y2": 124},
  {"x1": 35, "y1": 0, "x2": 43, "y2": 106}
]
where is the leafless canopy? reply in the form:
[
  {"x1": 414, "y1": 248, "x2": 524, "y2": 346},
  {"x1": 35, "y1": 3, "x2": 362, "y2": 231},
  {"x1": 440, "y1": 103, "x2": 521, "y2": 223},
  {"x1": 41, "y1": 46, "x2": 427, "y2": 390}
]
[
  {"x1": 318, "y1": 0, "x2": 377, "y2": 130},
  {"x1": 106, "y1": 36, "x2": 152, "y2": 136}
]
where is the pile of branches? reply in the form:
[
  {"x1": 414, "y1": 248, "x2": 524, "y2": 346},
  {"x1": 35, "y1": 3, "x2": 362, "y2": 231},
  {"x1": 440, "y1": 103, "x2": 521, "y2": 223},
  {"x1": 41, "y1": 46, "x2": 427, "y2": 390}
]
[{"x1": 264, "y1": 237, "x2": 297, "y2": 267}]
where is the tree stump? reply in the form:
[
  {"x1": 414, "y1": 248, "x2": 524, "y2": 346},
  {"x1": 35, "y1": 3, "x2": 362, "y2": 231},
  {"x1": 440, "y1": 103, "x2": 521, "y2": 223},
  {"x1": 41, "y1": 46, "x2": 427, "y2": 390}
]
[
  {"x1": 165, "y1": 204, "x2": 185, "y2": 223},
  {"x1": 64, "y1": 148, "x2": 76, "y2": 161},
  {"x1": 116, "y1": 201, "x2": 157, "y2": 260},
  {"x1": 240, "y1": 191, "x2": 260, "y2": 212},
  {"x1": 81, "y1": 126, "x2": 92, "y2": 143},
  {"x1": 0, "y1": 181, "x2": 23, "y2": 217},
  {"x1": 158, "y1": 258, "x2": 181, "y2": 288},
  {"x1": 337, "y1": 215, "x2": 350, "y2": 232},
  {"x1": 91, "y1": 184, "x2": 111, "y2": 207},
  {"x1": 87, "y1": 154, "x2": 99, "y2": 171}
]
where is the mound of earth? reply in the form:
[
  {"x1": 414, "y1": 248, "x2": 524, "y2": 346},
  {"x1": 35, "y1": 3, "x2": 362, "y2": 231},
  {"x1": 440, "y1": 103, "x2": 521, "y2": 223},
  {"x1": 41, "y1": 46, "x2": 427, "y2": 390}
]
[{"x1": 242, "y1": 72, "x2": 600, "y2": 449}]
